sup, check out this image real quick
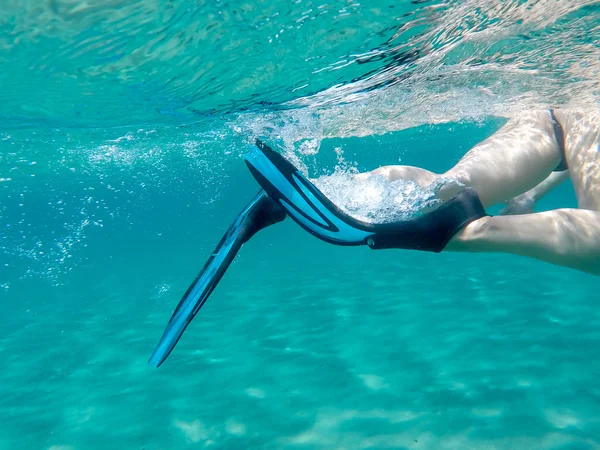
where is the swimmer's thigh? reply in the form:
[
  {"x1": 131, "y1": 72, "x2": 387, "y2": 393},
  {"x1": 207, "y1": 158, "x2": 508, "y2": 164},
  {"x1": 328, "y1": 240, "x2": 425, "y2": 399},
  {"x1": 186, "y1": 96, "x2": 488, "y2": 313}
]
[
  {"x1": 559, "y1": 109, "x2": 600, "y2": 211},
  {"x1": 444, "y1": 111, "x2": 563, "y2": 207}
]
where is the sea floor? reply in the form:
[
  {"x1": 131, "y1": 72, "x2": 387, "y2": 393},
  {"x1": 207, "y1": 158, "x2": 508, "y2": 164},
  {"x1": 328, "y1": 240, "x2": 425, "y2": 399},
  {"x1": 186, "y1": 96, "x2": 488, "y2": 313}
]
[{"x1": 2, "y1": 223, "x2": 599, "y2": 449}]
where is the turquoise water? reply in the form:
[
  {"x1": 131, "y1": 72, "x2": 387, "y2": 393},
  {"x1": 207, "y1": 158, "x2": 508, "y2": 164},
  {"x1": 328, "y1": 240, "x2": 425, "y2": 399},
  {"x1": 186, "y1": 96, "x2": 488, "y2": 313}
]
[{"x1": 2, "y1": 1, "x2": 600, "y2": 449}]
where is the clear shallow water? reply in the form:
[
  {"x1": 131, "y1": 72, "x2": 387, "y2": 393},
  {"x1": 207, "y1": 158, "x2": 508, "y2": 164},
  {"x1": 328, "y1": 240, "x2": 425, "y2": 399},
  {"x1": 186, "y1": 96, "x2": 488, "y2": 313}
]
[{"x1": 2, "y1": 1, "x2": 600, "y2": 449}]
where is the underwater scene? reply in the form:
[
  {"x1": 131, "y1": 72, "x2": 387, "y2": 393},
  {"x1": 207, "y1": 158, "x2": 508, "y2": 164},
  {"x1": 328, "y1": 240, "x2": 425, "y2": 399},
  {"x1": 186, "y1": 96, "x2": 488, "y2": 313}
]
[{"x1": 1, "y1": 1, "x2": 600, "y2": 449}]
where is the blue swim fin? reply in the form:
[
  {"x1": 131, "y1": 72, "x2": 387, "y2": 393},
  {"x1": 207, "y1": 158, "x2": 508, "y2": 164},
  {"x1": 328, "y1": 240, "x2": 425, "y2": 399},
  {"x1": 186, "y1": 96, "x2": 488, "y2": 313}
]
[
  {"x1": 245, "y1": 139, "x2": 487, "y2": 252},
  {"x1": 149, "y1": 191, "x2": 286, "y2": 368},
  {"x1": 150, "y1": 140, "x2": 486, "y2": 367}
]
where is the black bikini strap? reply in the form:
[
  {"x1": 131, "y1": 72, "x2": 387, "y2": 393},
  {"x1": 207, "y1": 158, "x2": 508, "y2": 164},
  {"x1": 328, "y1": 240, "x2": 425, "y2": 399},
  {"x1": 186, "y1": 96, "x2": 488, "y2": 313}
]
[{"x1": 549, "y1": 109, "x2": 568, "y2": 171}]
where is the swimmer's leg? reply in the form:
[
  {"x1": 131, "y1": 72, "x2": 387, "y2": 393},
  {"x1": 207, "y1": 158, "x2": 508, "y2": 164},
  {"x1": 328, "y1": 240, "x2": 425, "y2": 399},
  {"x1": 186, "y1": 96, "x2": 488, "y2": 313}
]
[
  {"x1": 446, "y1": 109, "x2": 600, "y2": 276},
  {"x1": 424, "y1": 110, "x2": 600, "y2": 275},
  {"x1": 555, "y1": 108, "x2": 600, "y2": 211},
  {"x1": 499, "y1": 170, "x2": 570, "y2": 215},
  {"x1": 443, "y1": 110, "x2": 565, "y2": 206},
  {"x1": 447, "y1": 210, "x2": 600, "y2": 276},
  {"x1": 358, "y1": 111, "x2": 565, "y2": 208}
]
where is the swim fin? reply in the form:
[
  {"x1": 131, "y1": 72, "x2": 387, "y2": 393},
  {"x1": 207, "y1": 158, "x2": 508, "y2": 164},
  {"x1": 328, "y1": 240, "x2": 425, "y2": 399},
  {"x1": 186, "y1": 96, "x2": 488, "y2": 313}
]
[
  {"x1": 149, "y1": 191, "x2": 286, "y2": 368},
  {"x1": 244, "y1": 139, "x2": 487, "y2": 252}
]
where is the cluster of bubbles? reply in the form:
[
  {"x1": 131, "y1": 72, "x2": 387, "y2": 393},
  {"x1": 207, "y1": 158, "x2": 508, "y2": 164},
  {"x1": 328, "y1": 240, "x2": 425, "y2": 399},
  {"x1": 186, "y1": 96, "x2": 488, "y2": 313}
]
[
  {"x1": 315, "y1": 170, "x2": 440, "y2": 223},
  {"x1": 311, "y1": 147, "x2": 441, "y2": 223},
  {"x1": 0, "y1": 126, "x2": 241, "y2": 287},
  {"x1": 3, "y1": 0, "x2": 600, "y2": 287}
]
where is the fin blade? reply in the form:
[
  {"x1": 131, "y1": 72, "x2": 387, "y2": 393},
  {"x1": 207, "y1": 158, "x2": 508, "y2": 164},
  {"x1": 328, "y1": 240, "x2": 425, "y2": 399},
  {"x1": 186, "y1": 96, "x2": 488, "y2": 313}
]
[{"x1": 149, "y1": 192, "x2": 271, "y2": 368}]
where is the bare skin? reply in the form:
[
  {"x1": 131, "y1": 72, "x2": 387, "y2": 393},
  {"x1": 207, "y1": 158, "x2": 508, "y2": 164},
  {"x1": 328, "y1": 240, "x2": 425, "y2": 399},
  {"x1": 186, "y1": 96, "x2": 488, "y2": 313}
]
[
  {"x1": 359, "y1": 109, "x2": 600, "y2": 276},
  {"x1": 498, "y1": 171, "x2": 570, "y2": 215}
]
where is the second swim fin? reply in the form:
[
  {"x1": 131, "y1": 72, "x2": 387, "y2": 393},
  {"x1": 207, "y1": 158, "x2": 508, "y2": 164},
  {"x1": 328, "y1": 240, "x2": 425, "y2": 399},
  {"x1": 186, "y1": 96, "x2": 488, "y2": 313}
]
[{"x1": 149, "y1": 191, "x2": 286, "y2": 368}]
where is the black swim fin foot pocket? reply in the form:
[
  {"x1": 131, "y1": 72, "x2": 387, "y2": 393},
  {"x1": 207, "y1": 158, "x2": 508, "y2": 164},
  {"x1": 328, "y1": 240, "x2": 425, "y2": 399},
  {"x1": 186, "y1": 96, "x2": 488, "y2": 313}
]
[{"x1": 365, "y1": 188, "x2": 487, "y2": 253}]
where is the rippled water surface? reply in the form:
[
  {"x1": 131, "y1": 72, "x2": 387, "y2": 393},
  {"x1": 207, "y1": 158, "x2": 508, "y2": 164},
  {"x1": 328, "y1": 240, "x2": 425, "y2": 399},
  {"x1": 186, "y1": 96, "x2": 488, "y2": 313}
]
[
  {"x1": 2, "y1": 1, "x2": 600, "y2": 449},
  {"x1": 2, "y1": 0, "x2": 600, "y2": 128}
]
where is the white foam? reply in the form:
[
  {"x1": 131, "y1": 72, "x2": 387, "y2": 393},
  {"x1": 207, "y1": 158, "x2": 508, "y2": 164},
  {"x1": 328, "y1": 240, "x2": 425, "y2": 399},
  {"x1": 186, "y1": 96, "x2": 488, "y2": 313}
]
[{"x1": 314, "y1": 171, "x2": 440, "y2": 224}]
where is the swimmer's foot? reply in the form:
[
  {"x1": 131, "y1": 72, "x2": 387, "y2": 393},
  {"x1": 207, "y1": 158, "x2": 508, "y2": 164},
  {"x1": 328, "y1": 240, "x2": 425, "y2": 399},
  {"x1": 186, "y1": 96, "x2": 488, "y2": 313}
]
[
  {"x1": 149, "y1": 191, "x2": 285, "y2": 368},
  {"x1": 245, "y1": 139, "x2": 488, "y2": 252}
]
